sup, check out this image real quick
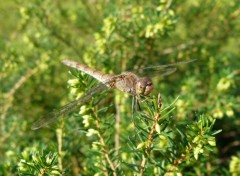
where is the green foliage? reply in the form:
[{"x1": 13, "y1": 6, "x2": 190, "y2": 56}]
[
  {"x1": 230, "y1": 154, "x2": 240, "y2": 176},
  {"x1": 18, "y1": 150, "x2": 60, "y2": 175},
  {"x1": 1, "y1": 0, "x2": 239, "y2": 175}
]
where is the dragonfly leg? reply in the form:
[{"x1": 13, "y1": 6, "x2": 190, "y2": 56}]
[
  {"x1": 131, "y1": 96, "x2": 135, "y2": 115},
  {"x1": 131, "y1": 96, "x2": 137, "y2": 126},
  {"x1": 136, "y1": 97, "x2": 142, "y2": 111}
]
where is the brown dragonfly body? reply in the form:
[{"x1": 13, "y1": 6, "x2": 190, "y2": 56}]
[
  {"x1": 31, "y1": 59, "x2": 195, "y2": 130},
  {"x1": 63, "y1": 60, "x2": 153, "y2": 96}
]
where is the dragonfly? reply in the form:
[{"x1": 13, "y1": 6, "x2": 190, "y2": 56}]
[{"x1": 31, "y1": 59, "x2": 196, "y2": 130}]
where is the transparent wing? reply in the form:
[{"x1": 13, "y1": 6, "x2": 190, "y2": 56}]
[
  {"x1": 137, "y1": 59, "x2": 197, "y2": 77},
  {"x1": 31, "y1": 99, "x2": 83, "y2": 130},
  {"x1": 31, "y1": 74, "x2": 123, "y2": 130},
  {"x1": 142, "y1": 59, "x2": 197, "y2": 70}
]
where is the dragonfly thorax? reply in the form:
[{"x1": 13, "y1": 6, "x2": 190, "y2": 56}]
[{"x1": 135, "y1": 77, "x2": 153, "y2": 96}]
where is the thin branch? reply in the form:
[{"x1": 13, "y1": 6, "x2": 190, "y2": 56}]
[
  {"x1": 0, "y1": 122, "x2": 15, "y2": 143},
  {"x1": 71, "y1": 157, "x2": 82, "y2": 176},
  {"x1": 96, "y1": 115, "x2": 117, "y2": 176},
  {"x1": 164, "y1": 146, "x2": 194, "y2": 175},
  {"x1": 222, "y1": 140, "x2": 240, "y2": 154},
  {"x1": 166, "y1": 0, "x2": 173, "y2": 10},
  {"x1": 4, "y1": 69, "x2": 36, "y2": 98},
  {"x1": 140, "y1": 112, "x2": 160, "y2": 176},
  {"x1": 1, "y1": 68, "x2": 36, "y2": 132},
  {"x1": 56, "y1": 126, "x2": 63, "y2": 175}
]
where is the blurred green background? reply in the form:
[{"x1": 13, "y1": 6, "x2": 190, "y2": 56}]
[{"x1": 0, "y1": 0, "x2": 240, "y2": 175}]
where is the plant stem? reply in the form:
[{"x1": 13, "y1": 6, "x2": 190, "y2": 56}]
[
  {"x1": 2, "y1": 68, "x2": 35, "y2": 132},
  {"x1": 56, "y1": 127, "x2": 63, "y2": 175},
  {"x1": 140, "y1": 94, "x2": 162, "y2": 175},
  {"x1": 140, "y1": 112, "x2": 160, "y2": 176},
  {"x1": 96, "y1": 116, "x2": 117, "y2": 176}
]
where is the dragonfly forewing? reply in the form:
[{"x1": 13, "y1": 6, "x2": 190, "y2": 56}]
[
  {"x1": 142, "y1": 59, "x2": 197, "y2": 70},
  {"x1": 136, "y1": 59, "x2": 197, "y2": 78}
]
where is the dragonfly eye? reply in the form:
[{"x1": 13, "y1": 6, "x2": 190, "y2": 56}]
[{"x1": 135, "y1": 77, "x2": 153, "y2": 96}]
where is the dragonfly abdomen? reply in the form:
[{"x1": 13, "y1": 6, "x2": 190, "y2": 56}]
[{"x1": 62, "y1": 60, "x2": 113, "y2": 83}]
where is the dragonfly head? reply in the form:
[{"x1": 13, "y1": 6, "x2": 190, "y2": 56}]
[{"x1": 136, "y1": 77, "x2": 153, "y2": 96}]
